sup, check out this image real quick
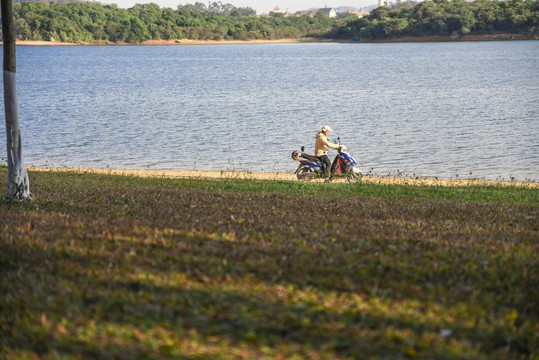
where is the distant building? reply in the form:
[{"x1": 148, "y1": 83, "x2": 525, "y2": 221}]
[
  {"x1": 319, "y1": 7, "x2": 337, "y2": 17},
  {"x1": 338, "y1": 9, "x2": 370, "y2": 18},
  {"x1": 273, "y1": 5, "x2": 281, "y2": 14},
  {"x1": 378, "y1": 0, "x2": 389, "y2": 7},
  {"x1": 295, "y1": 10, "x2": 317, "y2": 17}
]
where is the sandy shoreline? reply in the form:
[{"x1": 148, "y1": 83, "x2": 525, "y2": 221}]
[
  {"x1": 27, "y1": 167, "x2": 538, "y2": 188},
  {"x1": 10, "y1": 34, "x2": 537, "y2": 46},
  {"x1": 12, "y1": 39, "x2": 319, "y2": 46}
]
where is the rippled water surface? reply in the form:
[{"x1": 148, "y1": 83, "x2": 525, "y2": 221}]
[{"x1": 2, "y1": 41, "x2": 538, "y2": 180}]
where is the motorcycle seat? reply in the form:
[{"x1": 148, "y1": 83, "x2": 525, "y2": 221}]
[{"x1": 300, "y1": 153, "x2": 320, "y2": 162}]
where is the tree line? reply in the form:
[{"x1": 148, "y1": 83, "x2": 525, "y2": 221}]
[
  {"x1": 3, "y1": 0, "x2": 538, "y2": 43},
  {"x1": 9, "y1": 1, "x2": 341, "y2": 42},
  {"x1": 337, "y1": 0, "x2": 538, "y2": 39}
]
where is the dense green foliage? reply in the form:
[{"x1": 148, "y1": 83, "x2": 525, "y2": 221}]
[
  {"x1": 10, "y1": 1, "x2": 339, "y2": 42},
  {"x1": 337, "y1": 0, "x2": 538, "y2": 39},
  {"x1": 2, "y1": 0, "x2": 537, "y2": 43},
  {"x1": 1, "y1": 169, "x2": 538, "y2": 358}
]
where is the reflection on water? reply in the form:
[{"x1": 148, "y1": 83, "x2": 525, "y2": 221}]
[{"x1": 2, "y1": 41, "x2": 538, "y2": 181}]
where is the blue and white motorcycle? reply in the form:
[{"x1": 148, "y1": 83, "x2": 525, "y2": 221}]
[{"x1": 291, "y1": 137, "x2": 362, "y2": 182}]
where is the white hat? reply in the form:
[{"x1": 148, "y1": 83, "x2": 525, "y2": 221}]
[{"x1": 321, "y1": 125, "x2": 333, "y2": 132}]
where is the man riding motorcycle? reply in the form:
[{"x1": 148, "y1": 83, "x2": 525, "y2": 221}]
[{"x1": 315, "y1": 125, "x2": 342, "y2": 180}]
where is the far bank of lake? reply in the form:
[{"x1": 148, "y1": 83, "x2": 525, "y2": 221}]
[{"x1": 9, "y1": 33, "x2": 538, "y2": 46}]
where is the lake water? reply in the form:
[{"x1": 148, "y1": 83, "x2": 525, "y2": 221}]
[{"x1": 1, "y1": 41, "x2": 538, "y2": 181}]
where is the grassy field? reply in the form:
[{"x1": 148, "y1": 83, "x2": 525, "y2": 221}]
[{"x1": 1, "y1": 169, "x2": 537, "y2": 359}]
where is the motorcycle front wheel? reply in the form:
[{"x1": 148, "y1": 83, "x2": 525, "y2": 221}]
[{"x1": 346, "y1": 166, "x2": 363, "y2": 183}]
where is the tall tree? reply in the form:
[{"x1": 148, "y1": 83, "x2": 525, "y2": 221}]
[{"x1": 2, "y1": 0, "x2": 31, "y2": 200}]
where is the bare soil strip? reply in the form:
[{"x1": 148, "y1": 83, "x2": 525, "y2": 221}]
[
  {"x1": 10, "y1": 34, "x2": 537, "y2": 46},
  {"x1": 28, "y1": 167, "x2": 538, "y2": 188}
]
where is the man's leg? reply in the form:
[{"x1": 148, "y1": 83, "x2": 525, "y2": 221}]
[{"x1": 320, "y1": 155, "x2": 331, "y2": 179}]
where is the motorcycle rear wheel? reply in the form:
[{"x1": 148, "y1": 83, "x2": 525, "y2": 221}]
[{"x1": 297, "y1": 167, "x2": 317, "y2": 181}]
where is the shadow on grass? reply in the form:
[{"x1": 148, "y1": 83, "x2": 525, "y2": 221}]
[
  {"x1": 2, "y1": 223, "x2": 536, "y2": 358},
  {"x1": 1, "y1": 170, "x2": 537, "y2": 358}
]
